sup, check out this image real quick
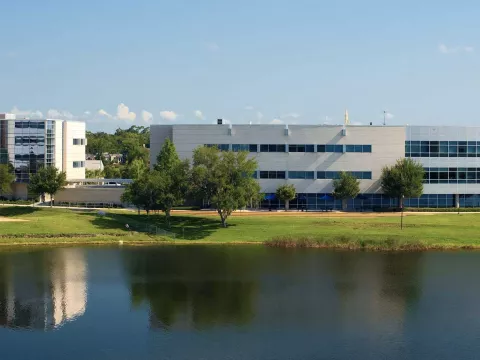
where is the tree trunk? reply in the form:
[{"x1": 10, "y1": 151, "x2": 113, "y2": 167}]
[
  {"x1": 218, "y1": 210, "x2": 228, "y2": 228},
  {"x1": 285, "y1": 199, "x2": 289, "y2": 211},
  {"x1": 50, "y1": 194, "x2": 53, "y2": 208},
  {"x1": 342, "y1": 198, "x2": 347, "y2": 211},
  {"x1": 137, "y1": 208, "x2": 140, "y2": 215},
  {"x1": 398, "y1": 197, "x2": 404, "y2": 209},
  {"x1": 165, "y1": 209, "x2": 171, "y2": 227}
]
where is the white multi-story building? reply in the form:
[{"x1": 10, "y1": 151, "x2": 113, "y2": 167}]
[
  {"x1": 150, "y1": 122, "x2": 480, "y2": 209},
  {"x1": 0, "y1": 113, "x2": 86, "y2": 199}
]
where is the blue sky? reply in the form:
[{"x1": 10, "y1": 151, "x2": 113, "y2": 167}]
[{"x1": 1, "y1": 0, "x2": 479, "y2": 132}]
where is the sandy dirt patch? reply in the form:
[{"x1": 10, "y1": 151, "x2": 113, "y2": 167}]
[
  {"x1": 171, "y1": 210, "x2": 438, "y2": 218},
  {"x1": 0, "y1": 217, "x2": 28, "y2": 222}
]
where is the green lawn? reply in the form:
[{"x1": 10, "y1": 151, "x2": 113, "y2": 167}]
[{"x1": 1, "y1": 206, "x2": 480, "y2": 249}]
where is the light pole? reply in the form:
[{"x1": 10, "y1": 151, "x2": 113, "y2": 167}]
[{"x1": 400, "y1": 195, "x2": 405, "y2": 230}]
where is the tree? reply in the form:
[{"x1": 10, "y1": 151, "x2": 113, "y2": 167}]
[
  {"x1": 275, "y1": 184, "x2": 296, "y2": 211},
  {"x1": 28, "y1": 166, "x2": 67, "y2": 207},
  {"x1": 191, "y1": 146, "x2": 260, "y2": 228},
  {"x1": 0, "y1": 164, "x2": 15, "y2": 199},
  {"x1": 85, "y1": 169, "x2": 104, "y2": 178},
  {"x1": 380, "y1": 158, "x2": 424, "y2": 207},
  {"x1": 154, "y1": 139, "x2": 180, "y2": 173},
  {"x1": 153, "y1": 139, "x2": 190, "y2": 226},
  {"x1": 121, "y1": 171, "x2": 158, "y2": 215},
  {"x1": 333, "y1": 171, "x2": 360, "y2": 210},
  {"x1": 104, "y1": 164, "x2": 122, "y2": 179},
  {"x1": 123, "y1": 158, "x2": 147, "y2": 180}
]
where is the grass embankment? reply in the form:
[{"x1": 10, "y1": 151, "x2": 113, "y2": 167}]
[{"x1": 1, "y1": 207, "x2": 480, "y2": 250}]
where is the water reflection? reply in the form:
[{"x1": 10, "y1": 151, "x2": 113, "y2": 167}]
[
  {"x1": 124, "y1": 247, "x2": 258, "y2": 330},
  {"x1": 0, "y1": 248, "x2": 87, "y2": 330}
]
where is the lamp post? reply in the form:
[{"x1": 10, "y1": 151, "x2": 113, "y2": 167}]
[{"x1": 400, "y1": 195, "x2": 405, "y2": 230}]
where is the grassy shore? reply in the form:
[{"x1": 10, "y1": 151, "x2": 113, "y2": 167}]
[{"x1": 1, "y1": 206, "x2": 480, "y2": 250}]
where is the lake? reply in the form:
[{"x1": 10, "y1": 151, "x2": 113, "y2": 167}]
[{"x1": 0, "y1": 246, "x2": 479, "y2": 360}]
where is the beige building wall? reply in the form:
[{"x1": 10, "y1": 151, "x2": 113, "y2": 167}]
[
  {"x1": 55, "y1": 187, "x2": 125, "y2": 204},
  {"x1": 150, "y1": 124, "x2": 405, "y2": 194},
  {"x1": 62, "y1": 121, "x2": 86, "y2": 179}
]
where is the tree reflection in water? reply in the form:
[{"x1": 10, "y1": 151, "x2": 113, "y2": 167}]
[{"x1": 125, "y1": 246, "x2": 258, "y2": 330}]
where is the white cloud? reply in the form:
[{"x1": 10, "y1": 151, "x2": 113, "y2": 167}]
[
  {"x1": 84, "y1": 111, "x2": 91, "y2": 116},
  {"x1": 47, "y1": 109, "x2": 75, "y2": 120},
  {"x1": 10, "y1": 106, "x2": 43, "y2": 118},
  {"x1": 141, "y1": 110, "x2": 153, "y2": 123},
  {"x1": 439, "y1": 43, "x2": 474, "y2": 54},
  {"x1": 256, "y1": 112, "x2": 264, "y2": 121},
  {"x1": 206, "y1": 42, "x2": 220, "y2": 52},
  {"x1": 270, "y1": 118, "x2": 284, "y2": 124},
  {"x1": 384, "y1": 111, "x2": 394, "y2": 120},
  {"x1": 281, "y1": 112, "x2": 301, "y2": 119},
  {"x1": 98, "y1": 109, "x2": 113, "y2": 118},
  {"x1": 160, "y1": 110, "x2": 178, "y2": 121},
  {"x1": 116, "y1": 103, "x2": 136, "y2": 121},
  {"x1": 245, "y1": 105, "x2": 254, "y2": 110},
  {"x1": 194, "y1": 110, "x2": 206, "y2": 120}
]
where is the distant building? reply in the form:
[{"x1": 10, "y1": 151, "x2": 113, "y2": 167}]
[
  {"x1": 150, "y1": 122, "x2": 480, "y2": 209},
  {"x1": 0, "y1": 113, "x2": 86, "y2": 199},
  {"x1": 85, "y1": 159, "x2": 104, "y2": 172}
]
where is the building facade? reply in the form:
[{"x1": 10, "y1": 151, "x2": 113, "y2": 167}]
[
  {"x1": 0, "y1": 113, "x2": 86, "y2": 199},
  {"x1": 150, "y1": 123, "x2": 480, "y2": 210}
]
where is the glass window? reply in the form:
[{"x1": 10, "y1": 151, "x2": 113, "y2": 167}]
[
  {"x1": 363, "y1": 145, "x2": 372, "y2": 153},
  {"x1": 259, "y1": 171, "x2": 286, "y2": 179},
  {"x1": 335, "y1": 145, "x2": 343, "y2": 153},
  {"x1": 317, "y1": 171, "x2": 326, "y2": 179},
  {"x1": 305, "y1": 145, "x2": 315, "y2": 153},
  {"x1": 354, "y1": 145, "x2": 363, "y2": 153},
  {"x1": 317, "y1": 145, "x2": 326, "y2": 152},
  {"x1": 260, "y1": 144, "x2": 285, "y2": 152},
  {"x1": 232, "y1": 144, "x2": 257, "y2": 152},
  {"x1": 73, "y1": 161, "x2": 85, "y2": 168},
  {"x1": 346, "y1": 145, "x2": 355, "y2": 152},
  {"x1": 325, "y1": 145, "x2": 335, "y2": 152},
  {"x1": 363, "y1": 172, "x2": 372, "y2": 179}
]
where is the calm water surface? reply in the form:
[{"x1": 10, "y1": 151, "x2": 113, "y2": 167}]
[{"x1": 0, "y1": 246, "x2": 480, "y2": 360}]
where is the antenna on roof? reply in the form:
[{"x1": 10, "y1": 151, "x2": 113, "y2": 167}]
[
  {"x1": 383, "y1": 110, "x2": 387, "y2": 126},
  {"x1": 344, "y1": 109, "x2": 349, "y2": 126}
]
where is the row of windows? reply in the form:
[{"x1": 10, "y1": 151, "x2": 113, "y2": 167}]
[
  {"x1": 258, "y1": 171, "x2": 372, "y2": 180},
  {"x1": 232, "y1": 144, "x2": 258, "y2": 152},
  {"x1": 288, "y1": 171, "x2": 315, "y2": 179},
  {"x1": 317, "y1": 171, "x2": 372, "y2": 180},
  {"x1": 73, "y1": 161, "x2": 85, "y2": 168},
  {"x1": 14, "y1": 121, "x2": 46, "y2": 129},
  {"x1": 14, "y1": 136, "x2": 46, "y2": 145},
  {"x1": 259, "y1": 171, "x2": 286, "y2": 179},
  {"x1": 317, "y1": 144, "x2": 372, "y2": 153},
  {"x1": 406, "y1": 141, "x2": 480, "y2": 157},
  {"x1": 205, "y1": 144, "x2": 373, "y2": 153},
  {"x1": 73, "y1": 138, "x2": 85, "y2": 145},
  {"x1": 260, "y1": 193, "x2": 478, "y2": 209},
  {"x1": 424, "y1": 167, "x2": 480, "y2": 184}
]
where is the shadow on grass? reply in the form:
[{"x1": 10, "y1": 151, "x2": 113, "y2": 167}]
[
  {"x1": 109, "y1": 213, "x2": 225, "y2": 240},
  {"x1": 72, "y1": 210, "x2": 228, "y2": 240},
  {"x1": 0, "y1": 207, "x2": 41, "y2": 217}
]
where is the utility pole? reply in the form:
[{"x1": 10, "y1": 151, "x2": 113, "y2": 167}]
[{"x1": 383, "y1": 110, "x2": 386, "y2": 126}]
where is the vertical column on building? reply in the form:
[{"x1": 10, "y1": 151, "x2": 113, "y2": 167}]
[{"x1": 455, "y1": 193, "x2": 460, "y2": 208}]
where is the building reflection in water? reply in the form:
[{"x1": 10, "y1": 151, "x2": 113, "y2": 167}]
[{"x1": 0, "y1": 248, "x2": 87, "y2": 331}]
